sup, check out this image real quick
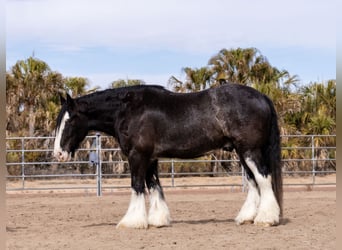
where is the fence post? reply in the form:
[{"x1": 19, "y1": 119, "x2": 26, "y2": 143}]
[
  {"x1": 21, "y1": 138, "x2": 25, "y2": 189},
  {"x1": 311, "y1": 135, "x2": 316, "y2": 185},
  {"x1": 171, "y1": 159, "x2": 175, "y2": 187},
  {"x1": 96, "y1": 133, "x2": 102, "y2": 196}
]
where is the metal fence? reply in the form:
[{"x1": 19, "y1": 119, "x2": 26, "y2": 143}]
[{"x1": 5, "y1": 134, "x2": 336, "y2": 195}]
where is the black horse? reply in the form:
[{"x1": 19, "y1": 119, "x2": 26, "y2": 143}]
[{"x1": 54, "y1": 81, "x2": 282, "y2": 229}]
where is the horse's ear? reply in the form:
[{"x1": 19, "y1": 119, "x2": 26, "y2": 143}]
[
  {"x1": 59, "y1": 93, "x2": 66, "y2": 105},
  {"x1": 218, "y1": 79, "x2": 227, "y2": 85},
  {"x1": 66, "y1": 93, "x2": 73, "y2": 103},
  {"x1": 66, "y1": 93, "x2": 76, "y2": 111}
]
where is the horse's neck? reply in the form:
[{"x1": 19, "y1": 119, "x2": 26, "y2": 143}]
[
  {"x1": 87, "y1": 119, "x2": 116, "y2": 137},
  {"x1": 81, "y1": 94, "x2": 120, "y2": 137}
]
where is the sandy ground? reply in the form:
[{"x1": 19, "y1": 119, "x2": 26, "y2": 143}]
[
  {"x1": 6, "y1": 187, "x2": 336, "y2": 250},
  {"x1": 6, "y1": 174, "x2": 336, "y2": 192}
]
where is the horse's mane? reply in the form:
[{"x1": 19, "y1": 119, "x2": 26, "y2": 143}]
[
  {"x1": 55, "y1": 104, "x2": 68, "y2": 132},
  {"x1": 76, "y1": 85, "x2": 166, "y2": 101}
]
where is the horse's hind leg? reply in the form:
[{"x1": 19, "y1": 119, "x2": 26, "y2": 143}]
[
  {"x1": 244, "y1": 152, "x2": 280, "y2": 226},
  {"x1": 146, "y1": 159, "x2": 171, "y2": 227},
  {"x1": 116, "y1": 150, "x2": 148, "y2": 229},
  {"x1": 235, "y1": 158, "x2": 260, "y2": 225}
]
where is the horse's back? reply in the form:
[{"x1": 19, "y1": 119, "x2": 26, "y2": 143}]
[{"x1": 138, "y1": 83, "x2": 272, "y2": 138}]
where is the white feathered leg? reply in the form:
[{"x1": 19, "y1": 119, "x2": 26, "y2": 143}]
[
  {"x1": 235, "y1": 178, "x2": 260, "y2": 225},
  {"x1": 116, "y1": 189, "x2": 148, "y2": 229},
  {"x1": 245, "y1": 157, "x2": 280, "y2": 226},
  {"x1": 148, "y1": 187, "x2": 171, "y2": 227}
]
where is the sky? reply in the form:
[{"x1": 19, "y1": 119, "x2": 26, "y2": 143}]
[{"x1": 6, "y1": 0, "x2": 336, "y2": 90}]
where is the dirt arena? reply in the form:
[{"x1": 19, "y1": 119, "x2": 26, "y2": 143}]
[{"x1": 6, "y1": 186, "x2": 336, "y2": 250}]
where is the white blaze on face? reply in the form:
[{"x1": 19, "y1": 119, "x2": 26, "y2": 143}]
[{"x1": 54, "y1": 111, "x2": 70, "y2": 162}]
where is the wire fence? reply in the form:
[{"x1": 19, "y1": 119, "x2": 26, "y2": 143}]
[{"x1": 5, "y1": 134, "x2": 336, "y2": 195}]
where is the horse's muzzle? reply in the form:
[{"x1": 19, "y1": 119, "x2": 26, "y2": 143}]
[{"x1": 54, "y1": 150, "x2": 71, "y2": 162}]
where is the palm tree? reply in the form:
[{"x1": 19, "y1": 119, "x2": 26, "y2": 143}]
[
  {"x1": 301, "y1": 81, "x2": 336, "y2": 135},
  {"x1": 208, "y1": 47, "x2": 261, "y2": 85},
  {"x1": 110, "y1": 79, "x2": 145, "y2": 88},
  {"x1": 168, "y1": 67, "x2": 213, "y2": 92},
  {"x1": 7, "y1": 57, "x2": 104, "y2": 137},
  {"x1": 63, "y1": 77, "x2": 99, "y2": 97},
  {"x1": 280, "y1": 79, "x2": 335, "y2": 167},
  {"x1": 316, "y1": 80, "x2": 336, "y2": 120},
  {"x1": 8, "y1": 56, "x2": 64, "y2": 136},
  {"x1": 6, "y1": 72, "x2": 21, "y2": 135},
  {"x1": 208, "y1": 47, "x2": 299, "y2": 90}
]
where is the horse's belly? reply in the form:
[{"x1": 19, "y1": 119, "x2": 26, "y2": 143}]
[{"x1": 156, "y1": 132, "x2": 225, "y2": 159}]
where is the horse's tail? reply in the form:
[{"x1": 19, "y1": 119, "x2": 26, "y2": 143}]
[{"x1": 264, "y1": 95, "x2": 283, "y2": 218}]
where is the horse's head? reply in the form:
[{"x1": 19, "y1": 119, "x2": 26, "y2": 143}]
[{"x1": 53, "y1": 93, "x2": 89, "y2": 162}]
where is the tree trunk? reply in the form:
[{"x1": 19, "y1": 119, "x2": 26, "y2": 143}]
[{"x1": 28, "y1": 105, "x2": 35, "y2": 137}]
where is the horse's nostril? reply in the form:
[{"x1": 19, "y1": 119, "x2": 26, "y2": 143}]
[{"x1": 54, "y1": 151, "x2": 63, "y2": 160}]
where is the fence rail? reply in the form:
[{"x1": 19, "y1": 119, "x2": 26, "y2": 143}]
[{"x1": 5, "y1": 134, "x2": 336, "y2": 195}]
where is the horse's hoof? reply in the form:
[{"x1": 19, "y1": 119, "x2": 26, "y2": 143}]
[
  {"x1": 148, "y1": 223, "x2": 170, "y2": 228},
  {"x1": 116, "y1": 220, "x2": 148, "y2": 229},
  {"x1": 253, "y1": 221, "x2": 278, "y2": 227},
  {"x1": 253, "y1": 209, "x2": 280, "y2": 227},
  {"x1": 148, "y1": 215, "x2": 171, "y2": 228},
  {"x1": 116, "y1": 224, "x2": 148, "y2": 229},
  {"x1": 235, "y1": 219, "x2": 254, "y2": 225},
  {"x1": 148, "y1": 220, "x2": 171, "y2": 228},
  {"x1": 116, "y1": 223, "x2": 125, "y2": 229}
]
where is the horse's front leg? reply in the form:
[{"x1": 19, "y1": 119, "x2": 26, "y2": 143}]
[
  {"x1": 146, "y1": 159, "x2": 171, "y2": 227},
  {"x1": 116, "y1": 150, "x2": 148, "y2": 229}
]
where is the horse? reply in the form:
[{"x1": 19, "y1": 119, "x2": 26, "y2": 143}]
[{"x1": 53, "y1": 81, "x2": 283, "y2": 229}]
